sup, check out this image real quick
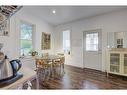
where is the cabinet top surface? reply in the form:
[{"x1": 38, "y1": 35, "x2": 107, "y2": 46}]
[{"x1": 108, "y1": 48, "x2": 127, "y2": 52}]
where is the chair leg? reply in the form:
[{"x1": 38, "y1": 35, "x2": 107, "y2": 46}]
[
  {"x1": 59, "y1": 64, "x2": 62, "y2": 76},
  {"x1": 64, "y1": 64, "x2": 65, "y2": 73},
  {"x1": 43, "y1": 69, "x2": 46, "y2": 82},
  {"x1": 53, "y1": 65, "x2": 57, "y2": 79},
  {"x1": 62, "y1": 64, "x2": 65, "y2": 75},
  {"x1": 50, "y1": 67, "x2": 53, "y2": 78},
  {"x1": 53, "y1": 66, "x2": 56, "y2": 78},
  {"x1": 47, "y1": 68, "x2": 51, "y2": 81}
]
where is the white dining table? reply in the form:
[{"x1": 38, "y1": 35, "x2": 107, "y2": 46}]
[{"x1": 35, "y1": 55, "x2": 62, "y2": 60}]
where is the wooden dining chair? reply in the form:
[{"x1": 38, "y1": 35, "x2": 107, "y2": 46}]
[
  {"x1": 35, "y1": 59, "x2": 51, "y2": 84},
  {"x1": 52, "y1": 58, "x2": 61, "y2": 79},
  {"x1": 52, "y1": 56, "x2": 65, "y2": 78},
  {"x1": 57, "y1": 53, "x2": 65, "y2": 75},
  {"x1": 60, "y1": 56, "x2": 65, "y2": 75}
]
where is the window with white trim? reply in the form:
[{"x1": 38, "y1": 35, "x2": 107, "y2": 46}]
[
  {"x1": 20, "y1": 22, "x2": 33, "y2": 56},
  {"x1": 63, "y1": 30, "x2": 71, "y2": 54}
]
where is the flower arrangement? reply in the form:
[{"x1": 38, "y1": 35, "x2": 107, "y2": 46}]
[{"x1": 29, "y1": 50, "x2": 38, "y2": 56}]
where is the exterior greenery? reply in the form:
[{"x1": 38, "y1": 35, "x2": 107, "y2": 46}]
[{"x1": 20, "y1": 23, "x2": 33, "y2": 56}]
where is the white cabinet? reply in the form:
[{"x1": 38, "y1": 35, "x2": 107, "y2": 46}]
[
  {"x1": 107, "y1": 50, "x2": 127, "y2": 76},
  {"x1": 123, "y1": 54, "x2": 127, "y2": 74}
]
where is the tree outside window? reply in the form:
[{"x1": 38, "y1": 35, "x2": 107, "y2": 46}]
[{"x1": 20, "y1": 23, "x2": 33, "y2": 56}]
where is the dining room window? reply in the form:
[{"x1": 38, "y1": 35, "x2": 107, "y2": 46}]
[
  {"x1": 63, "y1": 30, "x2": 71, "y2": 54},
  {"x1": 86, "y1": 32, "x2": 99, "y2": 51},
  {"x1": 20, "y1": 21, "x2": 33, "y2": 56}
]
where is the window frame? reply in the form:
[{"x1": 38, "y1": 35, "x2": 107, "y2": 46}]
[
  {"x1": 62, "y1": 29, "x2": 71, "y2": 55},
  {"x1": 19, "y1": 20, "x2": 35, "y2": 56}
]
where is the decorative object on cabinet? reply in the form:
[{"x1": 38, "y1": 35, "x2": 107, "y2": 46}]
[
  {"x1": 41, "y1": 32, "x2": 51, "y2": 50},
  {"x1": 107, "y1": 49, "x2": 127, "y2": 77},
  {"x1": 116, "y1": 39, "x2": 123, "y2": 48},
  {"x1": 107, "y1": 31, "x2": 127, "y2": 48}
]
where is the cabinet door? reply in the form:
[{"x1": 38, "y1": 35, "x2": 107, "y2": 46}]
[
  {"x1": 110, "y1": 53, "x2": 120, "y2": 73},
  {"x1": 123, "y1": 54, "x2": 127, "y2": 74}
]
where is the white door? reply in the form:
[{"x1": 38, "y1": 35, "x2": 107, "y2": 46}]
[{"x1": 83, "y1": 29, "x2": 102, "y2": 71}]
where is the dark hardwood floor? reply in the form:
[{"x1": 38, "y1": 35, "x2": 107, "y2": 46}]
[{"x1": 31, "y1": 65, "x2": 127, "y2": 89}]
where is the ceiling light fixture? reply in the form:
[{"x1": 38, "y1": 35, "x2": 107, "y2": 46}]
[{"x1": 52, "y1": 9, "x2": 56, "y2": 14}]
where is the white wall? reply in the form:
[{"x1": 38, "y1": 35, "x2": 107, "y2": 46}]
[
  {"x1": 0, "y1": 7, "x2": 55, "y2": 60},
  {"x1": 54, "y1": 9, "x2": 127, "y2": 71}
]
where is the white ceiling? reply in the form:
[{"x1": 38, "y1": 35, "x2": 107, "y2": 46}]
[{"x1": 22, "y1": 6, "x2": 127, "y2": 26}]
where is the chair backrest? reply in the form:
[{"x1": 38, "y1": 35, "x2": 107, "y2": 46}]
[
  {"x1": 36, "y1": 59, "x2": 48, "y2": 68},
  {"x1": 60, "y1": 56, "x2": 65, "y2": 64},
  {"x1": 53, "y1": 56, "x2": 65, "y2": 65},
  {"x1": 57, "y1": 53, "x2": 65, "y2": 64}
]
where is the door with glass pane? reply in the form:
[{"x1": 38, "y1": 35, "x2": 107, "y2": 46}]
[
  {"x1": 110, "y1": 53, "x2": 120, "y2": 73},
  {"x1": 83, "y1": 29, "x2": 102, "y2": 71}
]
